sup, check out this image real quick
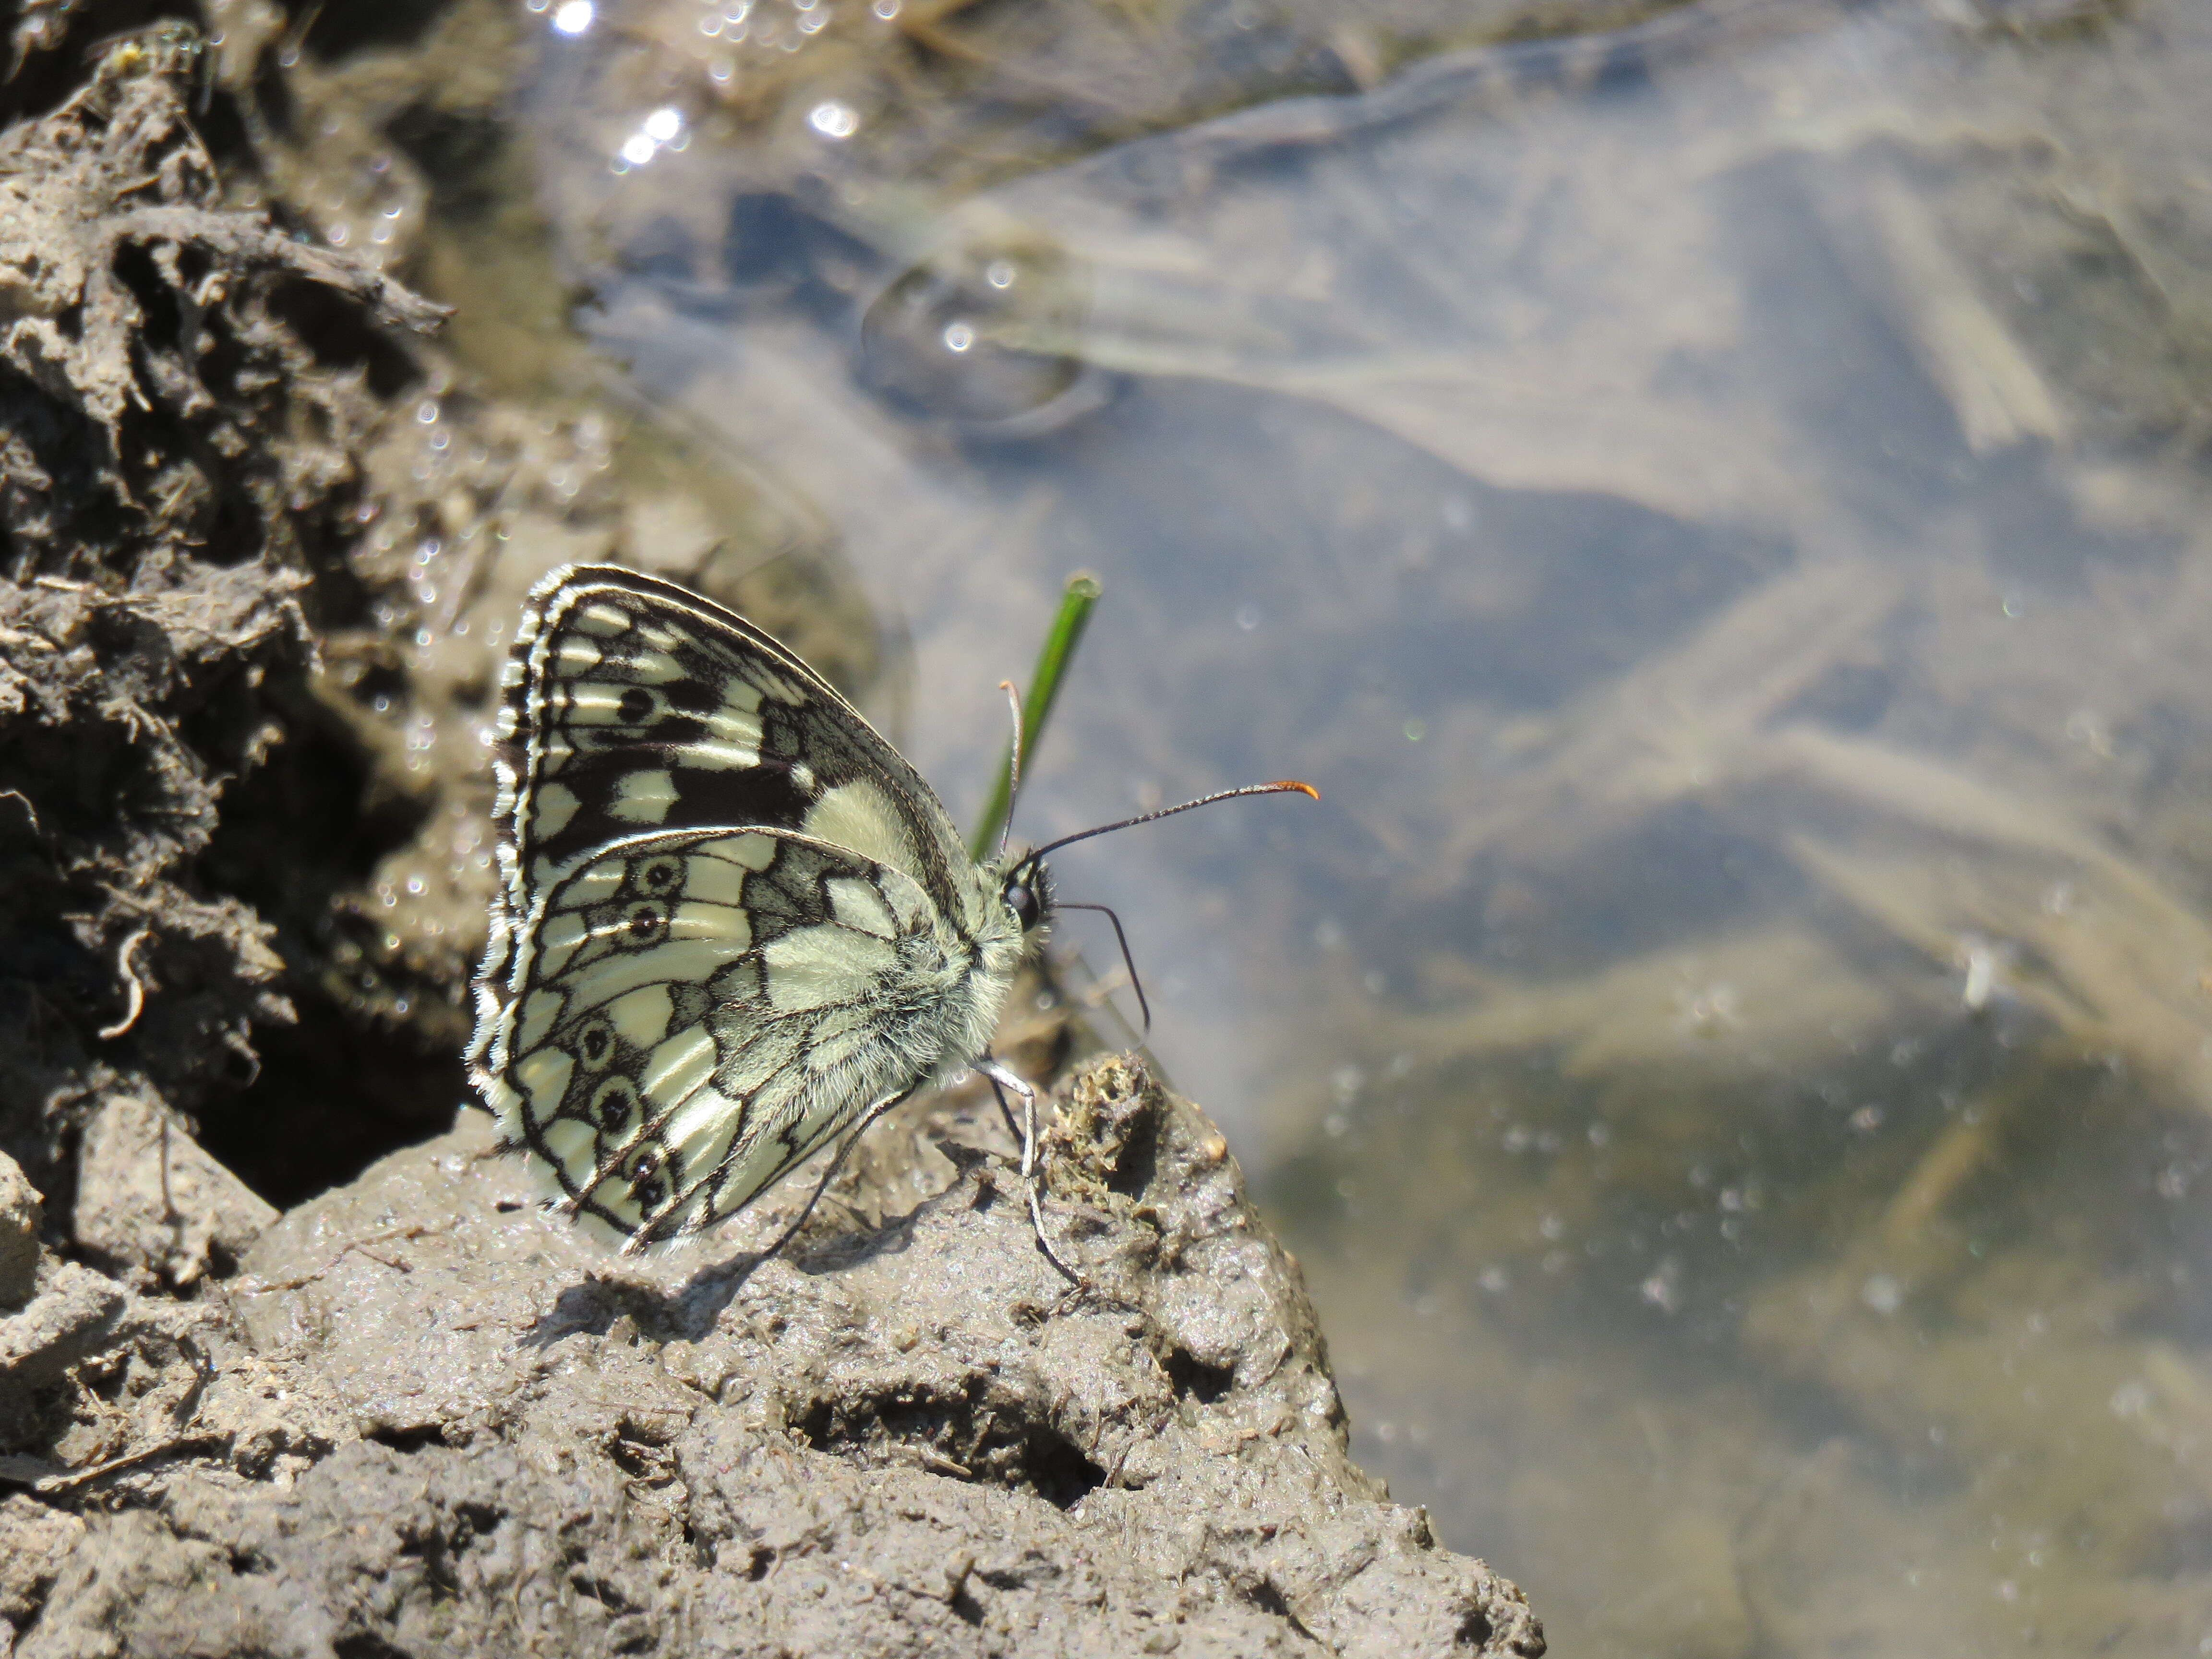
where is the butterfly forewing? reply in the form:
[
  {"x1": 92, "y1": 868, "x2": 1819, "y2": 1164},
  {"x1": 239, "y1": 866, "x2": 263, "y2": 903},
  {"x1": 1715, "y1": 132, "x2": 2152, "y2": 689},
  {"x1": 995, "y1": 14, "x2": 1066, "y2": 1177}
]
[{"x1": 498, "y1": 567, "x2": 972, "y2": 917}]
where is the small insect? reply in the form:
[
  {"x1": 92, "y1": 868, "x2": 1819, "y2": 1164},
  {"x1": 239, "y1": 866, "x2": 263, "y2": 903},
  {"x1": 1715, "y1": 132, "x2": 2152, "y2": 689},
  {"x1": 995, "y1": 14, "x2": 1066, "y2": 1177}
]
[{"x1": 466, "y1": 564, "x2": 1312, "y2": 1270}]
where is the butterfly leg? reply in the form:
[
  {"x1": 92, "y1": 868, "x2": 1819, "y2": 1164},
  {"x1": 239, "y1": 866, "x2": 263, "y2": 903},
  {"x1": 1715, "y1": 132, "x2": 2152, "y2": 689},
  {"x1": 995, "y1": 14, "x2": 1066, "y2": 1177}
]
[
  {"x1": 750, "y1": 1088, "x2": 917, "y2": 1263},
  {"x1": 977, "y1": 1058, "x2": 1081, "y2": 1286}
]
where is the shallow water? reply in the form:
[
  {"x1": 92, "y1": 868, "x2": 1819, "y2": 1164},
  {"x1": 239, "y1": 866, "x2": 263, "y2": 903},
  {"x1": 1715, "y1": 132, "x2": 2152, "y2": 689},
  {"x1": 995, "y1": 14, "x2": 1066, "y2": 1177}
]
[{"x1": 489, "y1": 0, "x2": 2212, "y2": 1649}]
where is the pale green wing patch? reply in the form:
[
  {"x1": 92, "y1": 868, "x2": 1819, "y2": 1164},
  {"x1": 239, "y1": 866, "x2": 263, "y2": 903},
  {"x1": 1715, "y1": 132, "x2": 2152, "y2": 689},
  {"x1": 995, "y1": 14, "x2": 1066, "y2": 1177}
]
[{"x1": 482, "y1": 824, "x2": 991, "y2": 1251}]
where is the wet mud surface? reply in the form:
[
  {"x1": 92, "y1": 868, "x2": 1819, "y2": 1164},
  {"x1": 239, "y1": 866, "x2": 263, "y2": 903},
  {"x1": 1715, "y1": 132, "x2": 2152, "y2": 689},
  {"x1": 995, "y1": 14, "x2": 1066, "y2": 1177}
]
[
  {"x1": 0, "y1": 17, "x2": 1539, "y2": 1656},
  {"x1": 2, "y1": 1058, "x2": 1539, "y2": 1658}
]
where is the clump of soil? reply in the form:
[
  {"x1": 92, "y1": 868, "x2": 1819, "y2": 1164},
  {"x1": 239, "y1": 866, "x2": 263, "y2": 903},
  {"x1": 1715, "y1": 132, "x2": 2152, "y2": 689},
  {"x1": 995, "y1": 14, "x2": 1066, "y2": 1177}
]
[
  {"x1": 0, "y1": 22, "x2": 445, "y2": 1224},
  {"x1": 5, "y1": 1053, "x2": 1543, "y2": 1658}
]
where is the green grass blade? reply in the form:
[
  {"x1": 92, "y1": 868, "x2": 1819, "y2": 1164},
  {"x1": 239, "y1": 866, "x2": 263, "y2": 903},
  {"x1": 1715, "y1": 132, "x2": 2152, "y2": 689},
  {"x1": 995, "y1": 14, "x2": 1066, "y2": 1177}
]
[{"x1": 970, "y1": 572, "x2": 1103, "y2": 863}]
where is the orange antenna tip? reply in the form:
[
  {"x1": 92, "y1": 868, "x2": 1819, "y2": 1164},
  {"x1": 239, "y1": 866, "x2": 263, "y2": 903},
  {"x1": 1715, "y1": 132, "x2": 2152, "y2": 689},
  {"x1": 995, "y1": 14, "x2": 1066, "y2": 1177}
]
[{"x1": 1270, "y1": 780, "x2": 1320, "y2": 801}]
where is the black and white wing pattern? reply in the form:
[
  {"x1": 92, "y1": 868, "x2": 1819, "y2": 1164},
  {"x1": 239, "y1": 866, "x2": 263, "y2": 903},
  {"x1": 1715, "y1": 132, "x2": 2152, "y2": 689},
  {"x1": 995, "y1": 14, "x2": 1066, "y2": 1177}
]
[
  {"x1": 468, "y1": 565, "x2": 1027, "y2": 1251},
  {"x1": 489, "y1": 565, "x2": 974, "y2": 923}
]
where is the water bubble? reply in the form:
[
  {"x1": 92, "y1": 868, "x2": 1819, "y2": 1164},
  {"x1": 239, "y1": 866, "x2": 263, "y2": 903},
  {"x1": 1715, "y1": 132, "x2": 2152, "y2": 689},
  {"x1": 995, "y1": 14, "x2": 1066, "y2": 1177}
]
[
  {"x1": 1234, "y1": 603, "x2": 1260, "y2": 631},
  {"x1": 643, "y1": 106, "x2": 683, "y2": 143},
  {"x1": 552, "y1": 0, "x2": 594, "y2": 35},
  {"x1": 986, "y1": 259, "x2": 1016, "y2": 289},
  {"x1": 942, "y1": 321, "x2": 975, "y2": 353},
  {"x1": 620, "y1": 132, "x2": 657, "y2": 167}
]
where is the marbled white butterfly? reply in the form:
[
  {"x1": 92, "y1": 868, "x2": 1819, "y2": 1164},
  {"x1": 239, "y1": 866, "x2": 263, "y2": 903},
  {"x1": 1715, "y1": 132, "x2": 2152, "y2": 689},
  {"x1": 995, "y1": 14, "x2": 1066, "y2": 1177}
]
[{"x1": 467, "y1": 564, "x2": 1312, "y2": 1262}]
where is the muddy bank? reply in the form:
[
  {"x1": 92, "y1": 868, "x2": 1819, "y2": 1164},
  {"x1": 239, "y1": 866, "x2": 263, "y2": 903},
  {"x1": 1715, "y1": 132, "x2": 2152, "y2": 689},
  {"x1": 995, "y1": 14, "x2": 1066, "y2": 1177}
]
[
  {"x1": 6, "y1": 1057, "x2": 1539, "y2": 1658},
  {"x1": 0, "y1": 21, "x2": 1539, "y2": 1658}
]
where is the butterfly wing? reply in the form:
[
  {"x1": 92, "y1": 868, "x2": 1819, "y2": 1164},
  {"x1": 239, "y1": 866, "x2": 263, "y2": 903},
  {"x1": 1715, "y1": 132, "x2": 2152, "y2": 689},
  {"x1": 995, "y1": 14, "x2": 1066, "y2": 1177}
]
[
  {"x1": 469, "y1": 564, "x2": 1023, "y2": 1249},
  {"x1": 479, "y1": 825, "x2": 1006, "y2": 1251},
  {"x1": 491, "y1": 564, "x2": 975, "y2": 916}
]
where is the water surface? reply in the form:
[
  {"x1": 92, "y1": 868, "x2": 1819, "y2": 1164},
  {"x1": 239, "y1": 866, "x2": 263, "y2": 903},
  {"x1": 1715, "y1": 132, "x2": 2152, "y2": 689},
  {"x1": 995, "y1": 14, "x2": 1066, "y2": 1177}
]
[{"x1": 494, "y1": 0, "x2": 2212, "y2": 1649}]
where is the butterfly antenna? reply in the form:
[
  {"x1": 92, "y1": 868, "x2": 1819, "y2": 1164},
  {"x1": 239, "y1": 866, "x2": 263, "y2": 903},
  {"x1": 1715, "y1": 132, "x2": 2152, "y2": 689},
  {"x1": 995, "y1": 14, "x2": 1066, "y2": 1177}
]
[
  {"x1": 997, "y1": 680, "x2": 1025, "y2": 861},
  {"x1": 1027, "y1": 780, "x2": 1319, "y2": 863},
  {"x1": 1058, "y1": 901, "x2": 1152, "y2": 1036}
]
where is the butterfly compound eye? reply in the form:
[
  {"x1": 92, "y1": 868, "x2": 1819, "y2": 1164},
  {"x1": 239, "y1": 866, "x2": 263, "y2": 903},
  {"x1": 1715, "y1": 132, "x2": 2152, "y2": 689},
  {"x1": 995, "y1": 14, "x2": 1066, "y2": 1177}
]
[{"x1": 1004, "y1": 880, "x2": 1041, "y2": 932}]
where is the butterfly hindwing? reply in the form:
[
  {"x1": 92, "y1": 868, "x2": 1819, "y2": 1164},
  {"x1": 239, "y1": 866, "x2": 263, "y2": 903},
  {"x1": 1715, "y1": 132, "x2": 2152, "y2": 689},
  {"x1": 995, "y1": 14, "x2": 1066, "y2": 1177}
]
[{"x1": 485, "y1": 825, "x2": 992, "y2": 1248}]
